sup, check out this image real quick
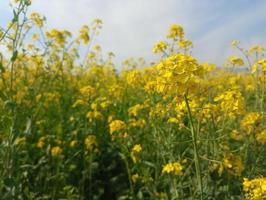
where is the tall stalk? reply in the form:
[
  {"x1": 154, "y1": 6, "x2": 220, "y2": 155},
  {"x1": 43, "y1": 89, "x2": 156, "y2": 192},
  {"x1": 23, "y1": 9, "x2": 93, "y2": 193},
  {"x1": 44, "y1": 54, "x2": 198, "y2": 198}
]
[
  {"x1": 184, "y1": 94, "x2": 203, "y2": 200},
  {"x1": 1, "y1": 1, "x2": 30, "y2": 197}
]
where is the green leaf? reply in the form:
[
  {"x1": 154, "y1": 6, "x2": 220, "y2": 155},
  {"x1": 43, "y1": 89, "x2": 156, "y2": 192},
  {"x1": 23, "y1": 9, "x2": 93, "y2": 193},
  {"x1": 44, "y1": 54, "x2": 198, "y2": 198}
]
[
  {"x1": 11, "y1": 50, "x2": 18, "y2": 62},
  {"x1": 0, "y1": 90, "x2": 7, "y2": 101},
  {"x1": 0, "y1": 62, "x2": 5, "y2": 73},
  {"x1": 142, "y1": 160, "x2": 156, "y2": 168},
  {"x1": 12, "y1": 10, "x2": 18, "y2": 23},
  {"x1": 4, "y1": 177, "x2": 16, "y2": 188}
]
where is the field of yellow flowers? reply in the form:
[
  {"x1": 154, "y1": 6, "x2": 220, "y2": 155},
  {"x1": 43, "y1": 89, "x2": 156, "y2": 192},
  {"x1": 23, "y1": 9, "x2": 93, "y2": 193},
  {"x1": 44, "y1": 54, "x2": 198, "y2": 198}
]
[{"x1": 0, "y1": 1, "x2": 265, "y2": 199}]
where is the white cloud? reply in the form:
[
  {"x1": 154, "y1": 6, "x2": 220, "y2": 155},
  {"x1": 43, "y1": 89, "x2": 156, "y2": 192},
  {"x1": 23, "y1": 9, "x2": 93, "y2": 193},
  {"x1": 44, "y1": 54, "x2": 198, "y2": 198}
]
[
  {"x1": 29, "y1": 0, "x2": 195, "y2": 66},
  {"x1": 193, "y1": 1, "x2": 266, "y2": 66},
  {"x1": 1, "y1": 0, "x2": 266, "y2": 68}
]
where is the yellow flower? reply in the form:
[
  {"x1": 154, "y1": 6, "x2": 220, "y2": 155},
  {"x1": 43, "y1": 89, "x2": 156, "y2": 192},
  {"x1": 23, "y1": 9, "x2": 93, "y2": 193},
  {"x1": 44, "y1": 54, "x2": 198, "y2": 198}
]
[
  {"x1": 92, "y1": 18, "x2": 103, "y2": 26},
  {"x1": 51, "y1": 146, "x2": 62, "y2": 157},
  {"x1": 35, "y1": 94, "x2": 42, "y2": 102},
  {"x1": 122, "y1": 70, "x2": 141, "y2": 86},
  {"x1": 109, "y1": 120, "x2": 126, "y2": 135},
  {"x1": 240, "y1": 112, "x2": 262, "y2": 134},
  {"x1": 79, "y1": 85, "x2": 96, "y2": 97},
  {"x1": 70, "y1": 140, "x2": 77, "y2": 147},
  {"x1": 132, "y1": 174, "x2": 140, "y2": 183},
  {"x1": 249, "y1": 45, "x2": 264, "y2": 55},
  {"x1": 37, "y1": 137, "x2": 45, "y2": 149},
  {"x1": 153, "y1": 41, "x2": 167, "y2": 54},
  {"x1": 162, "y1": 163, "x2": 174, "y2": 173},
  {"x1": 69, "y1": 116, "x2": 75, "y2": 123},
  {"x1": 252, "y1": 64, "x2": 258, "y2": 73},
  {"x1": 167, "y1": 117, "x2": 179, "y2": 124},
  {"x1": 92, "y1": 18, "x2": 103, "y2": 32},
  {"x1": 15, "y1": 136, "x2": 26, "y2": 146},
  {"x1": 162, "y1": 161, "x2": 183, "y2": 175},
  {"x1": 72, "y1": 99, "x2": 86, "y2": 108},
  {"x1": 84, "y1": 135, "x2": 97, "y2": 149},
  {"x1": 167, "y1": 24, "x2": 184, "y2": 39},
  {"x1": 223, "y1": 154, "x2": 244, "y2": 176},
  {"x1": 128, "y1": 104, "x2": 144, "y2": 117},
  {"x1": 30, "y1": 12, "x2": 44, "y2": 28},
  {"x1": 100, "y1": 100, "x2": 111, "y2": 109},
  {"x1": 178, "y1": 39, "x2": 193, "y2": 49},
  {"x1": 32, "y1": 33, "x2": 40, "y2": 41},
  {"x1": 256, "y1": 59, "x2": 266, "y2": 72},
  {"x1": 228, "y1": 56, "x2": 244, "y2": 66},
  {"x1": 128, "y1": 119, "x2": 146, "y2": 129},
  {"x1": 256, "y1": 130, "x2": 266, "y2": 145},
  {"x1": 214, "y1": 90, "x2": 245, "y2": 119},
  {"x1": 87, "y1": 52, "x2": 96, "y2": 59},
  {"x1": 131, "y1": 144, "x2": 142, "y2": 163},
  {"x1": 231, "y1": 40, "x2": 240, "y2": 47},
  {"x1": 243, "y1": 177, "x2": 266, "y2": 200},
  {"x1": 132, "y1": 144, "x2": 142, "y2": 153},
  {"x1": 46, "y1": 29, "x2": 69, "y2": 46},
  {"x1": 79, "y1": 25, "x2": 90, "y2": 44},
  {"x1": 230, "y1": 129, "x2": 243, "y2": 141},
  {"x1": 86, "y1": 111, "x2": 103, "y2": 122},
  {"x1": 93, "y1": 44, "x2": 101, "y2": 51}
]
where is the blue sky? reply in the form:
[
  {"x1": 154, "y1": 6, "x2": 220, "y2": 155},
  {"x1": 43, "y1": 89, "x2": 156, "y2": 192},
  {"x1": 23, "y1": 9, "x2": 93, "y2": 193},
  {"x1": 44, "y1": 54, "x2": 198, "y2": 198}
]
[{"x1": 1, "y1": 0, "x2": 266, "y2": 68}]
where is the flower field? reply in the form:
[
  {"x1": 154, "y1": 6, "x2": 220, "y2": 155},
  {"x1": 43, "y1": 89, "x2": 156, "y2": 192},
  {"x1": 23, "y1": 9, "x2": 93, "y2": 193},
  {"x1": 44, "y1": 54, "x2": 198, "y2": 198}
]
[{"x1": 0, "y1": 1, "x2": 265, "y2": 199}]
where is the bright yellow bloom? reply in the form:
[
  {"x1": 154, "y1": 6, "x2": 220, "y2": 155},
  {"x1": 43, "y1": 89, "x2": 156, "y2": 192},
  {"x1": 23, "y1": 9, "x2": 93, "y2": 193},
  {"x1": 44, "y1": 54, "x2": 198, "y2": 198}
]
[
  {"x1": 162, "y1": 161, "x2": 183, "y2": 175},
  {"x1": 122, "y1": 70, "x2": 141, "y2": 86},
  {"x1": 167, "y1": 117, "x2": 179, "y2": 124},
  {"x1": 257, "y1": 59, "x2": 266, "y2": 72},
  {"x1": 131, "y1": 144, "x2": 142, "y2": 163},
  {"x1": 214, "y1": 90, "x2": 245, "y2": 119},
  {"x1": 79, "y1": 85, "x2": 96, "y2": 97},
  {"x1": 155, "y1": 53, "x2": 202, "y2": 94},
  {"x1": 132, "y1": 144, "x2": 142, "y2": 153},
  {"x1": 243, "y1": 177, "x2": 266, "y2": 200},
  {"x1": 109, "y1": 120, "x2": 126, "y2": 134},
  {"x1": 167, "y1": 24, "x2": 184, "y2": 38},
  {"x1": 240, "y1": 112, "x2": 262, "y2": 134},
  {"x1": 128, "y1": 104, "x2": 144, "y2": 117},
  {"x1": 252, "y1": 64, "x2": 258, "y2": 73},
  {"x1": 153, "y1": 41, "x2": 167, "y2": 54}
]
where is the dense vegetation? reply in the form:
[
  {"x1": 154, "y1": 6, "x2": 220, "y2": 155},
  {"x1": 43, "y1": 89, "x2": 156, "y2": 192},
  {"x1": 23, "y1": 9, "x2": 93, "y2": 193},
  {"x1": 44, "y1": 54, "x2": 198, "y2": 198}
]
[{"x1": 0, "y1": 1, "x2": 265, "y2": 199}]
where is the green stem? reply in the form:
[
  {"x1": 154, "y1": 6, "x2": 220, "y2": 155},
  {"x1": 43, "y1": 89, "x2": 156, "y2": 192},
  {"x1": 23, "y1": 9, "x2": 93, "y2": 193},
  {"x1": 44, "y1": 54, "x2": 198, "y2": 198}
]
[
  {"x1": 121, "y1": 152, "x2": 134, "y2": 198},
  {"x1": 184, "y1": 94, "x2": 203, "y2": 200}
]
